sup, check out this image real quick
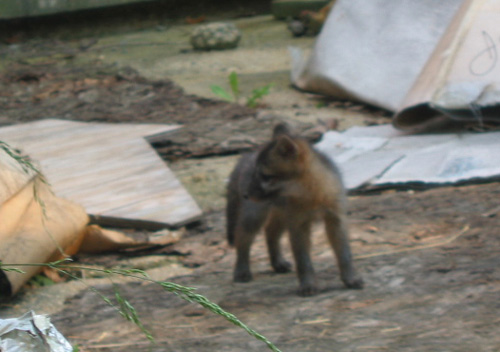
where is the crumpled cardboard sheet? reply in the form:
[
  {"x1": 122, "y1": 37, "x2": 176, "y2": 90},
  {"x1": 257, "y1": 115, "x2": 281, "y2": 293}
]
[
  {"x1": 292, "y1": 0, "x2": 500, "y2": 130},
  {"x1": 0, "y1": 147, "x2": 181, "y2": 296},
  {"x1": 0, "y1": 311, "x2": 73, "y2": 352},
  {"x1": 0, "y1": 146, "x2": 87, "y2": 296},
  {"x1": 315, "y1": 124, "x2": 500, "y2": 190},
  {"x1": 394, "y1": 0, "x2": 500, "y2": 130}
]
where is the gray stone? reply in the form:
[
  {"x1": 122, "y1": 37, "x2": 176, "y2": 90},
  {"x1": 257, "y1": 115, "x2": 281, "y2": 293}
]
[{"x1": 190, "y1": 22, "x2": 241, "y2": 51}]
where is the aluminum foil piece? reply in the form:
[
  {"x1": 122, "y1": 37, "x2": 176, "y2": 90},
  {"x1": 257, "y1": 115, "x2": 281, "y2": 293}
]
[{"x1": 0, "y1": 311, "x2": 72, "y2": 352}]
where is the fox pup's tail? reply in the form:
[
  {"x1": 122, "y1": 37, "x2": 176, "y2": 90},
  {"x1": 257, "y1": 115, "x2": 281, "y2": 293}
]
[
  {"x1": 226, "y1": 160, "x2": 243, "y2": 247},
  {"x1": 226, "y1": 193, "x2": 238, "y2": 246}
]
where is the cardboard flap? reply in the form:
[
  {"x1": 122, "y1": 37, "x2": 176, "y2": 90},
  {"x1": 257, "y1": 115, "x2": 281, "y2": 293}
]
[{"x1": 394, "y1": 0, "x2": 500, "y2": 130}]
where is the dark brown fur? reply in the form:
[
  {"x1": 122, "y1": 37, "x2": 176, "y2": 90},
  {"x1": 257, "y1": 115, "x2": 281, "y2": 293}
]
[{"x1": 226, "y1": 123, "x2": 363, "y2": 296}]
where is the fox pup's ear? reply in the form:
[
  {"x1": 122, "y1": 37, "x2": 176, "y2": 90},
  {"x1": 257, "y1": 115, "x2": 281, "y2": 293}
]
[
  {"x1": 275, "y1": 135, "x2": 298, "y2": 158},
  {"x1": 272, "y1": 123, "x2": 292, "y2": 138}
]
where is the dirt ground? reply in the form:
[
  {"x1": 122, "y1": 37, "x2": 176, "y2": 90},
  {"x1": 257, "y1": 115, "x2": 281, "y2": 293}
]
[
  {"x1": 53, "y1": 183, "x2": 500, "y2": 352},
  {"x1": 0, "y1": 61, "x2": 320, "y2": 160},
  {"x1": 0, "y1": 13, "x2": 499, "y2": 352}
]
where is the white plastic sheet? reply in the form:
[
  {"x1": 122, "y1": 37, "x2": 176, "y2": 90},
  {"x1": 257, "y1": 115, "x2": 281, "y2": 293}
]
[{"x1": 315, "y1": 125, "x2": 500, "y2": 190}]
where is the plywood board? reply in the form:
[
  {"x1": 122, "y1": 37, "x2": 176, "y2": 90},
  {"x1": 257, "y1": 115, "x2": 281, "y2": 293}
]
[{"x1": 0, "y1": 119, "x2": 202, "y2": 228}]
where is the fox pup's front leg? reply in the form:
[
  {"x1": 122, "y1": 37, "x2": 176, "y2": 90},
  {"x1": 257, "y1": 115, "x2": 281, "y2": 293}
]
[
  {"x1": 265, "y1": 209, "x2": 292, "y2": 274},
  {"x1": 288, "y1": 217, "x2": 318, "y2": 296},
  {"x1": 324, "y1": 209, "x2": 364, "y2": 289}
]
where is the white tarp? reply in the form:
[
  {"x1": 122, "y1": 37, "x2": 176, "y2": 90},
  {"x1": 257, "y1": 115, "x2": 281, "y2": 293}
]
[
  {"x1": 291, "y1": 0, "x2": 462, "y2": 111},
  {"x1": 293, "y1": 0, "x2": 500, "y2": 131},
  {"x1": 315, "y1": 125, "x2": 500, "y2": 190}
]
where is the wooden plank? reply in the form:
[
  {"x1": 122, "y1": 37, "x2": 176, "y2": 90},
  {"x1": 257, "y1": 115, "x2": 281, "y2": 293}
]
[{"x1": 0, "y1": 119, "x2": 201, "y2": 228}]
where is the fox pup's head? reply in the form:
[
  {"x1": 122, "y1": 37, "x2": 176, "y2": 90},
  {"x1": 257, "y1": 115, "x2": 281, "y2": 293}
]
[{"x1": 245, "y1": 123, "x2": 305, "y2": 202}]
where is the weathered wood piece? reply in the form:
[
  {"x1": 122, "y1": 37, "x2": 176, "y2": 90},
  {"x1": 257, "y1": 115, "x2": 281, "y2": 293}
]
[{"x1": 0, "y1": 119, "x2": 202, "y2": 228}]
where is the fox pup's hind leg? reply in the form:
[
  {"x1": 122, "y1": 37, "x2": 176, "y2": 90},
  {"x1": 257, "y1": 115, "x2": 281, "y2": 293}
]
[
  {"x1": 265, "y1": 209, "x2": 292, "y2": 273},
  {"x1": 324, "y1": 209, "x2": 364, "y2": 289},
  {"x1": 233, "y1": 200, "x2": 269, "y2": 282}
]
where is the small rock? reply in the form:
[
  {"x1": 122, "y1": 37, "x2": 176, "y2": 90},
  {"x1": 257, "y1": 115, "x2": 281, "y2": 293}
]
[
  {"x1": 190, "y1": 22, "x2": 241, "y2": 51},
  {"x1": 77, "y1": 89, "x2": 100, "y2": 104},
  {"x1": 255, "y1": 110, "x2": 281, "y2": 121},
  {"x1": 288, "y1": 20, "x2": 307, "y2": 37},
  {"x1": 388, "y1": 277, "x2": 406, "y2": 287},
  {"x1": 184, "y1": 308, "x2": 206, "y2": 317}
]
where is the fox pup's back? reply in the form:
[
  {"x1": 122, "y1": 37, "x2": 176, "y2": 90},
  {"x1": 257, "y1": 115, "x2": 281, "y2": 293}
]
[{"x1": 226, "y1": 124, "x2": 363, "y2": 296}]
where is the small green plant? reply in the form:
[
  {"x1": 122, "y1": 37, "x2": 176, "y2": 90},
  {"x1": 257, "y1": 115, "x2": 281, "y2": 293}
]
[
  {"x1": 211, "y1": 71, "x2": 273, "y2": 108},
  {"x1": 28, "y1": 274, "x2": 55, "y2": 287},
  {"x1": 247, "y1": 84, "x2": 273, "y2": 108}
]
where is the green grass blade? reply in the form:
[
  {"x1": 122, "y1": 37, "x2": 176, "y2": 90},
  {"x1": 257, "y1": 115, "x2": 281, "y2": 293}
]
[
  {"x1": 228, "y1": 71, "x2": 240, "y2": 100},
  {"x1": 247, "y1": 83, "x2": 273, "y2": 108},
  {"x1": 210, "y1": 85, "x2": 234, "y2": 102}
]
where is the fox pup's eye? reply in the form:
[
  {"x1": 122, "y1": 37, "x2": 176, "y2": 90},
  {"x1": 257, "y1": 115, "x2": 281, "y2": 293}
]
[{"x1": 259, "y1": 173, "x2": 275, "y2": 182}]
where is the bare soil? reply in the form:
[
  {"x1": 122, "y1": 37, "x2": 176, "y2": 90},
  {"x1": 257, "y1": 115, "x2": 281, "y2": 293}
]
[
  {"x1": 0, "y1": 50, "x2": 499, "y2": 351},
  {"x1": 55, "y1": 183, "x2": 500, "y2": 352},
  {"x1": 0, "y1": 61, "x2": 320, "y2": 161}
]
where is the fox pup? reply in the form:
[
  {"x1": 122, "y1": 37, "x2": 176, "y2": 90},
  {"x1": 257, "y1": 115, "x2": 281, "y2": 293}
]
[{"x1": 226, "y1": 123, "x2": 363, "y2": 296}]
